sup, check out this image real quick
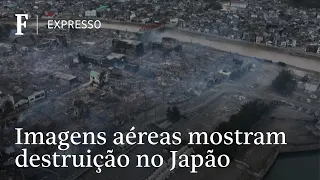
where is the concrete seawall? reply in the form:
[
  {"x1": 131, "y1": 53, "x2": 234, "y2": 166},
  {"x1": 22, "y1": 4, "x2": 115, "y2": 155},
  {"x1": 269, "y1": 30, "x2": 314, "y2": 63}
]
[
  {"x1": 279, "y1": 143, "x2": 320, "y2": 153},
  {"x1": 258, "y1": 147, "x2": 280, "y2": 179}
]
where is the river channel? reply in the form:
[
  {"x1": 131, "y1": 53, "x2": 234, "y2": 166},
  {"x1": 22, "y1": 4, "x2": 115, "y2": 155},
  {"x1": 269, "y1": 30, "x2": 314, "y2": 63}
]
[
  {"x1": 9, "y1": 20, "x2": 320, "y2": 72},
  {"x1": 264, "y1": 150, "x2": 320, "y2": 180}
]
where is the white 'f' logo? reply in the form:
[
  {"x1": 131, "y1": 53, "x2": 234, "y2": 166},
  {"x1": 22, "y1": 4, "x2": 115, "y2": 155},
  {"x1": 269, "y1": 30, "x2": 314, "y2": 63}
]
[{"x1": 15, "y1": 14, "x2": 29, "y2": 36}]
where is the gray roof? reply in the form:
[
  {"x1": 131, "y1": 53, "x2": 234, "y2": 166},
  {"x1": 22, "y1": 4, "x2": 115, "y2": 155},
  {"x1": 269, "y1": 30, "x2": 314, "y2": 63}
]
[
  {"x1": 20, "y1": 88, "x2": 38, "y2": 98},
  {"x1": 53, "y1": 72, "x2": 77, "y2": 81}
]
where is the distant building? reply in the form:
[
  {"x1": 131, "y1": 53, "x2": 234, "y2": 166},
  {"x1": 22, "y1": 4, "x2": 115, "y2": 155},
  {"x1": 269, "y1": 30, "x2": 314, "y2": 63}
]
[
  {"x1": 287, "y1": 39, "x2": 297, "y2": 48},
  {"x1": 129, "y1": 14, "x2": 136, "y2": 21},
  {"x1": 84, "y1": 10, "x2": 97, "y2": 17},
  {"x1": 42, "y1": 11, "x2": 57, "y2": 18},
  {"x1": 256, "y1": 36, "x2": 263, "y2": 44},
  {"x1": 281, "y1": 41, "x2": 287, "y2": 47},
  {"x1": 218, "y1": 69, "x2": 231, "y2": 76},
  {"x1": 140, "y1": 18, "x2": 151, "y2": 24},
  {"x1": 222, "y1": 0, "x2": 248, "y2": 10},
  {"x1": 169, "y1": 18, "x2": 179, "y2": 26},
  {"x1": 230, "y1": 0, "x2": 248, "y2": 9}
]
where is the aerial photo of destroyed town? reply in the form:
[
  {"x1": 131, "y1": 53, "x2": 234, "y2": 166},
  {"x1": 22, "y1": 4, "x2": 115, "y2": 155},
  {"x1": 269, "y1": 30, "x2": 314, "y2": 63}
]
[{"x1": 0, "y1": 0, "x2": 320, "y2": 180}]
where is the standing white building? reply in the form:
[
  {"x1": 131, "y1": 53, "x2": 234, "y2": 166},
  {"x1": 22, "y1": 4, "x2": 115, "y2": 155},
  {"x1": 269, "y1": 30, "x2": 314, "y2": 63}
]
[{"x1": 84, "y1": 10, "x2": 97, "y2": 17}]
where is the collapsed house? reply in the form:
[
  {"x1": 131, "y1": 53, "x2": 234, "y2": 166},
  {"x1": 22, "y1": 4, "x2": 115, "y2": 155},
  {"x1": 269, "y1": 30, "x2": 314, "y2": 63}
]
[
  {"x1": 56, "y1": 35, "x2": 68, "y2": 47},
  {"x1": 124, "y1": 63, "x2": 140, "y2": 73},
  {"x1": 78, "y1": 53, "x2": 105, "y2": 65},
  {"x1": 305, "y1": 44, "x2": 320, "y2": 54},
  {"x1": 53, "y1": 72, "x2": 78, "y2": 88},
  {"x1": 161, "y1": 37, "x2": 182, "y2": 51},
  {"x1": 37, "y1": 38, "x2": 59, "y2": 48},
  {"x1": 106, "y1": 53, "x2": 126, "y2": 66},
  {"x1": 12, "y1": 35, "x2": 37, "y2": 46},
  {"x1": 72, "y1": 99, "x2": 89, "y2": 118},
  {"x1": 0, "y1": 43, "x2": 13, "y2": 56},
  {"x1": 112, "y1": 39, "x2": 144, "y2": 56},
  {"x1": 0, "y1": 24, "x2": 16, "y2": 39},
  {"x1": 152, "y1": 37, "x2": 182, "y2": 54}
]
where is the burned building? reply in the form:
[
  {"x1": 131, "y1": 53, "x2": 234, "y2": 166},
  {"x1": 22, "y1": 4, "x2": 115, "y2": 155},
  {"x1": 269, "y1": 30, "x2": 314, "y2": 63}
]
[
  {"x1": 78, "y1": 53, "x2": 107, "y2": 65},
  {"x1": 0, "y1": 24, "x2": 16, "y2": 39},
  {"x1": 78, "y1": 52, "x2": 126, "y2": 67},
  {"x1": 153, "y1": 37, "x2": 182, "y2": 56},
  {"x1": 112, "y1": 39, "x2": 144, "y2": 56},
  {"x1": 151, "y1": 42, "x2": 163, "y2": 50},
  {"x1": 12, "y1": 35, "x2": 37, "y2": 46},
  {"x1": 72, "y1": 99, "x2": 89, "y2": 118},
  {"x1": 233, "y1": 58, "x2": 243, "y2": 66},
  {"x1": 124, "y1": 63, "x2": 140, "y2": 73},
  {"x1": 19, "y1": 88, "x2": 46, "y2": 104},
  {"x1": 56, "y1": 35, "x2": 68, "y2": 47},
  {"x1": 305, "y1": 44, "x2": 320, "y2": 54},
  {"x1": 53, "y1": 72, "x2": 78, "y2": 88},
  {"x1": 106, "y1": 53, "x2": 126, "y2": 66},
  {"x1": 138, "y1": 68, "x2": 156, "y2": 78},
  {"x1": 37, "y1": 38, "x2": 59, "y2": 48},
  {"x1": 162, "y1": 37, "x2": 182, "y2": 51}
]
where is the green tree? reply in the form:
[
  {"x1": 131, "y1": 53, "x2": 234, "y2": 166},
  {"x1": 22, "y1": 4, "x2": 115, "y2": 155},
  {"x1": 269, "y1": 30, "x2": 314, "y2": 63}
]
[
  {"x1": 272, "y1": 70, "x2": 297, "y2": 95},
  {"x1": 192, "y1": 100, "x2": 271, "y2": 158},
  {"x1": 3, "y1": 101, "x2": 14, "y2": 116},
  {"x1": 166, "y1": 106, "x2": 181, "y2": 122}
]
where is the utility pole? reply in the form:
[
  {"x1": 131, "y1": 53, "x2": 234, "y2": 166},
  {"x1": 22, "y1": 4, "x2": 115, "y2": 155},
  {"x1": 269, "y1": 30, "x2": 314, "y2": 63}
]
[
  {"x1": 20, "y1": 169, "x2": 25, "y2": 180},
  {"x1": 162, "y1": 84, "x2": 165, "y2": 102},
  {"x1": 144, "y1": 92, "x2": 147, "y2": 124},
  {"x1": 154, "y1": 106, "x2": 156, "y2": 123}
]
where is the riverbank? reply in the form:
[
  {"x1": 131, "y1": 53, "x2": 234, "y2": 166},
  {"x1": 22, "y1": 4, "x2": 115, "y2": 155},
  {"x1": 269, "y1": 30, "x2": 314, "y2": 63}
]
[
  {"x1": 163, "y1": 27, "x2": 320, "y2": 63},
  {"x1": 2, "y1": 18, "x2": 320, "y2": 72}
]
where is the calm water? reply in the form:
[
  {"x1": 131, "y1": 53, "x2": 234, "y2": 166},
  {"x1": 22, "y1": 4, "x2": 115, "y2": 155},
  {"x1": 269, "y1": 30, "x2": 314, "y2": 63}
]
[{"x1": 264, "y1": 150, "x2": 320, "y2": 180}]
